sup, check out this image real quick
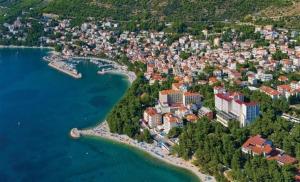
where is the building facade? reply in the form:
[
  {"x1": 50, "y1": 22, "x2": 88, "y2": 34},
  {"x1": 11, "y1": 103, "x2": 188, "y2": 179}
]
[
  {"x1": 143, "y1": 107, "x2": 162, "y2": 128},
  {"x1": 215, "y1": 92, "x2": 259, "y2": 127}
]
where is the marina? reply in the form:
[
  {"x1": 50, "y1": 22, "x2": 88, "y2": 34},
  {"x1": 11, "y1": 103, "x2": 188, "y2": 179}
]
[
  {"x1": 44, "y1": 53, "x2": 137, "y2": 82},
  {"x1": 48, "y1": 61, "x2": 82, "y2": 79}
]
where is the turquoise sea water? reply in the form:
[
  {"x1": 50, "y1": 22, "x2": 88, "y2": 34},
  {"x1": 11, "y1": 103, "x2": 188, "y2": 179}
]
[{"x1": 0, "y1": 48, "x2": 198, "y2": 182}]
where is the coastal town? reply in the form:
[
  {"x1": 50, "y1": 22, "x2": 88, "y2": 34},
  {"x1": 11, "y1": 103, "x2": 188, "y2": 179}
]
[{"x1": 2, "y1": 12, "x2": 300, "y2": 182}]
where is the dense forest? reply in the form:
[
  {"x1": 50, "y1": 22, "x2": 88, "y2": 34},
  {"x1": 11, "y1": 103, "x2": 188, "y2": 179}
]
[{"x1": 173, "y1": 117, "x2": 298, "y2": 181}]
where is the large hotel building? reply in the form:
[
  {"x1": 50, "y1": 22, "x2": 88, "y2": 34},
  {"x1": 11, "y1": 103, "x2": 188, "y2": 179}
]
[{"x1": 215, "y1": 91, "x2": 259, "y2": 127}]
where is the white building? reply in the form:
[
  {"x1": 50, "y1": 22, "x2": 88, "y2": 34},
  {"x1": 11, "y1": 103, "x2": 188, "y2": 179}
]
[
  {"x1": 257, "y1": 73, "x2": 273, "y2": 82},
  {"x1": 143, "y1": 107, "x2": 162, "y2": 128},
  {"x1": 159, "y1": 90, "x2": 182, "y2": 105},
  {"x1": 163, "y1": 113, "x2": 182, "y2": 133},
  {"x1": 159, "y1": 89, "x2": 201, "y2": 108},
  {"x1": 183, "y1": 92, "x2": 201, "y2": 106},
  {"x1": 215, "y1": 92, "x2": 259, "y2": 127}
]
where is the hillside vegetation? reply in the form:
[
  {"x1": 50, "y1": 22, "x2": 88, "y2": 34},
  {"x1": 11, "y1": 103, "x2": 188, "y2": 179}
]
[
  {"x1": 1, "y1": 0, "x2": 295, "y2": 22},
  {"x1": 42, "y1": 0, "x2": 293, "y2": 21}
]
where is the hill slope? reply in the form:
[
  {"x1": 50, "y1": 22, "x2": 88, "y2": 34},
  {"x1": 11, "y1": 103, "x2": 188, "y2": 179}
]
[
  {"x1": 42, "y1": 0, "x2": 294, "y2": 21},
  {"x1": 1, "y1": 0, "x2": 299, "y2": 29}
]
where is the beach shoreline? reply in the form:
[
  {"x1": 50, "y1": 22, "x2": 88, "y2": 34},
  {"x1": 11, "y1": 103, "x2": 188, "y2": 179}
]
[
  {"x1": 72, "y1": 121, "x2": 216, "y2": 182},
  {"x1": 0, "y1": 45, "x2": 54, "y2": 49}
]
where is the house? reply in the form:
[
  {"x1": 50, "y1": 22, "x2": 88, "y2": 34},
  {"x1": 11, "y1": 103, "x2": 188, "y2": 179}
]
[
  {"x1": 277, "y1": 84, "x2": 294, "y2": 99},
  {"x1": 242, "y1": 135, "x2": 273, "y2": 156},
  {"x1": 267, "y1": 152, "x2": 298, "y2": 166},
  {"x1": 214, "y1": 86, "x2": 225, "y2": 94},
  {"x1": 278, "y1": 75, "x2": 289, "y2": 82},
  {"x1": 260, "y1": 85, "x2": 281, "y2": 99},
  {"x1": 143, "y1": 107, "x2": 162, "y2": 128},
  {"x1": 209, "y1": 76, "x2": 218, "y2": 85},
  {"x1": 198, "y1": 106, "x2": 214, "y2": 120},
  {"x1": 258, "y1": 73, "x2": 273, "y2": 82},
  {"x1": 242, "y1": 135, "x2": 298, "y2": 166},
  {"x1": 185, "y1": 114, "x2": 199, "y2": 123},
  {"x1": 163, "y1": 113, "x2": 182, "y2": 133},
  {"x1": 172, "y1": 82, "x2": 188, "y2": 91},
  {"x1": 248, "y1": 74, "x2": 258, "y2": 85}
]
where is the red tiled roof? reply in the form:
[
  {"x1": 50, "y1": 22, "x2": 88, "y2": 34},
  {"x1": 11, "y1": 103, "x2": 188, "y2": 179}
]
[
  {"x1": 164, "y1": 113, "x2": 179, "y2": 123},
  {"x1": 209, "y1": 77, "x2": 218, "y2": 83},
  {"x1": 260, "y1": 86, "x2": 280, "y2": 96},
  {"x1": 277, "y1": 84, "x2": 292, "y2": 92},
  {"x1": 242, "y1": 135, "x2": 273, "y2": 155},
  {"x1": 186, "y1": 114, "x2": 199, "y2": 122},
  {"x1": 145, "y1": 107, "x2": 157, "y2": 116},
  {"x1": 214, "y1": 86, "x2": 224, "y2": 89},
  {"x1": 276, "y1": 154, "x2": 298, "y2": 165},
  {"x1": 215, "y1": 93, "x2": 232, "y2": 102},
  {"x1": 278, "y1": 76, "x2": 288, "y2": 82},
  {"x1": 160, "y1": 89, "x2": 181, "y2": 95}
]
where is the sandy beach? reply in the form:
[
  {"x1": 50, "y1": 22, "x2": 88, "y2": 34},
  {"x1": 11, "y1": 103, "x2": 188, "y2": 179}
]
[{"x1": 73, "y1": 121, "x2": 216, "y2": 182}]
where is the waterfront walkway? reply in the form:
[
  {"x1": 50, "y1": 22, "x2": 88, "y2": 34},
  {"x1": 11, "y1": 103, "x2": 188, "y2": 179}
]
[{"x1": 72, "y1": 121, "x2": 216, "y2": 182}]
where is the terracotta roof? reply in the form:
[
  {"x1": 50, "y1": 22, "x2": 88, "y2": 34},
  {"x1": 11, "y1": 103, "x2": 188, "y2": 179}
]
[
  {"x1": 164, "y1": 113, "x2": 179, "y2": 123},
  {"x1": 214, "y1": 86, "x2": 224, "y2": 89},
  {"x1": 172, "y1": 82, "x2": 184, "y2": 90},
  {"x1": 178, "y1": 106, "x2": 188, "y2": 111},
  {"x1": 160, "y1": 89, "x2": 181, "y2": 95},
  {"x1": 215, "y1": 93, "x2": 232, "y2": 102},
  {"x1": 276, "y1": 154, "x2": 298, "y2": 165},
  {"x1": 278, "y1": 76, "x2": 288, "y2": 82},
  {"x1": 242, "y1": 135, "x2": 273, "y2": 155},
  {"x1": 186, "y1": 114, "x2": 199, "y2": 122},
  {"x1": 260, "y1": 86, "x2": 280, "y2": 96},
  {"x1": 277, "y1": 84, "x2": 292, "y2": 92},
  {"x1": 151, "y1": 74, "x2": 163, "y2": 80},
  {"x1": 145, "y1": 107, "x2": 158, "y2": 116},
  {"x1": 209, "y1": 77, "x2": 218, "y2": 83}
]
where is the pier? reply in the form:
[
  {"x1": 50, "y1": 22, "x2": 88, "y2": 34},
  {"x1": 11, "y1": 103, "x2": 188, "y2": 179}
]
[{"x1": 48, "y1": 61, "x2": 82, "y2": 79}]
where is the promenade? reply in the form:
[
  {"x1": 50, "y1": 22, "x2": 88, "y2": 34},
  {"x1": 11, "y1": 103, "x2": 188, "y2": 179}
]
[{"x1": 72, "y1": 121, "x2": 216, "y2": 182}]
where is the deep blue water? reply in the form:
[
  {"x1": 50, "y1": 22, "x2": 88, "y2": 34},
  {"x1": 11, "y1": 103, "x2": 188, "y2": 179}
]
[{"x1": 0, "y1": 48, "x2": 198, "y2": 182}]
